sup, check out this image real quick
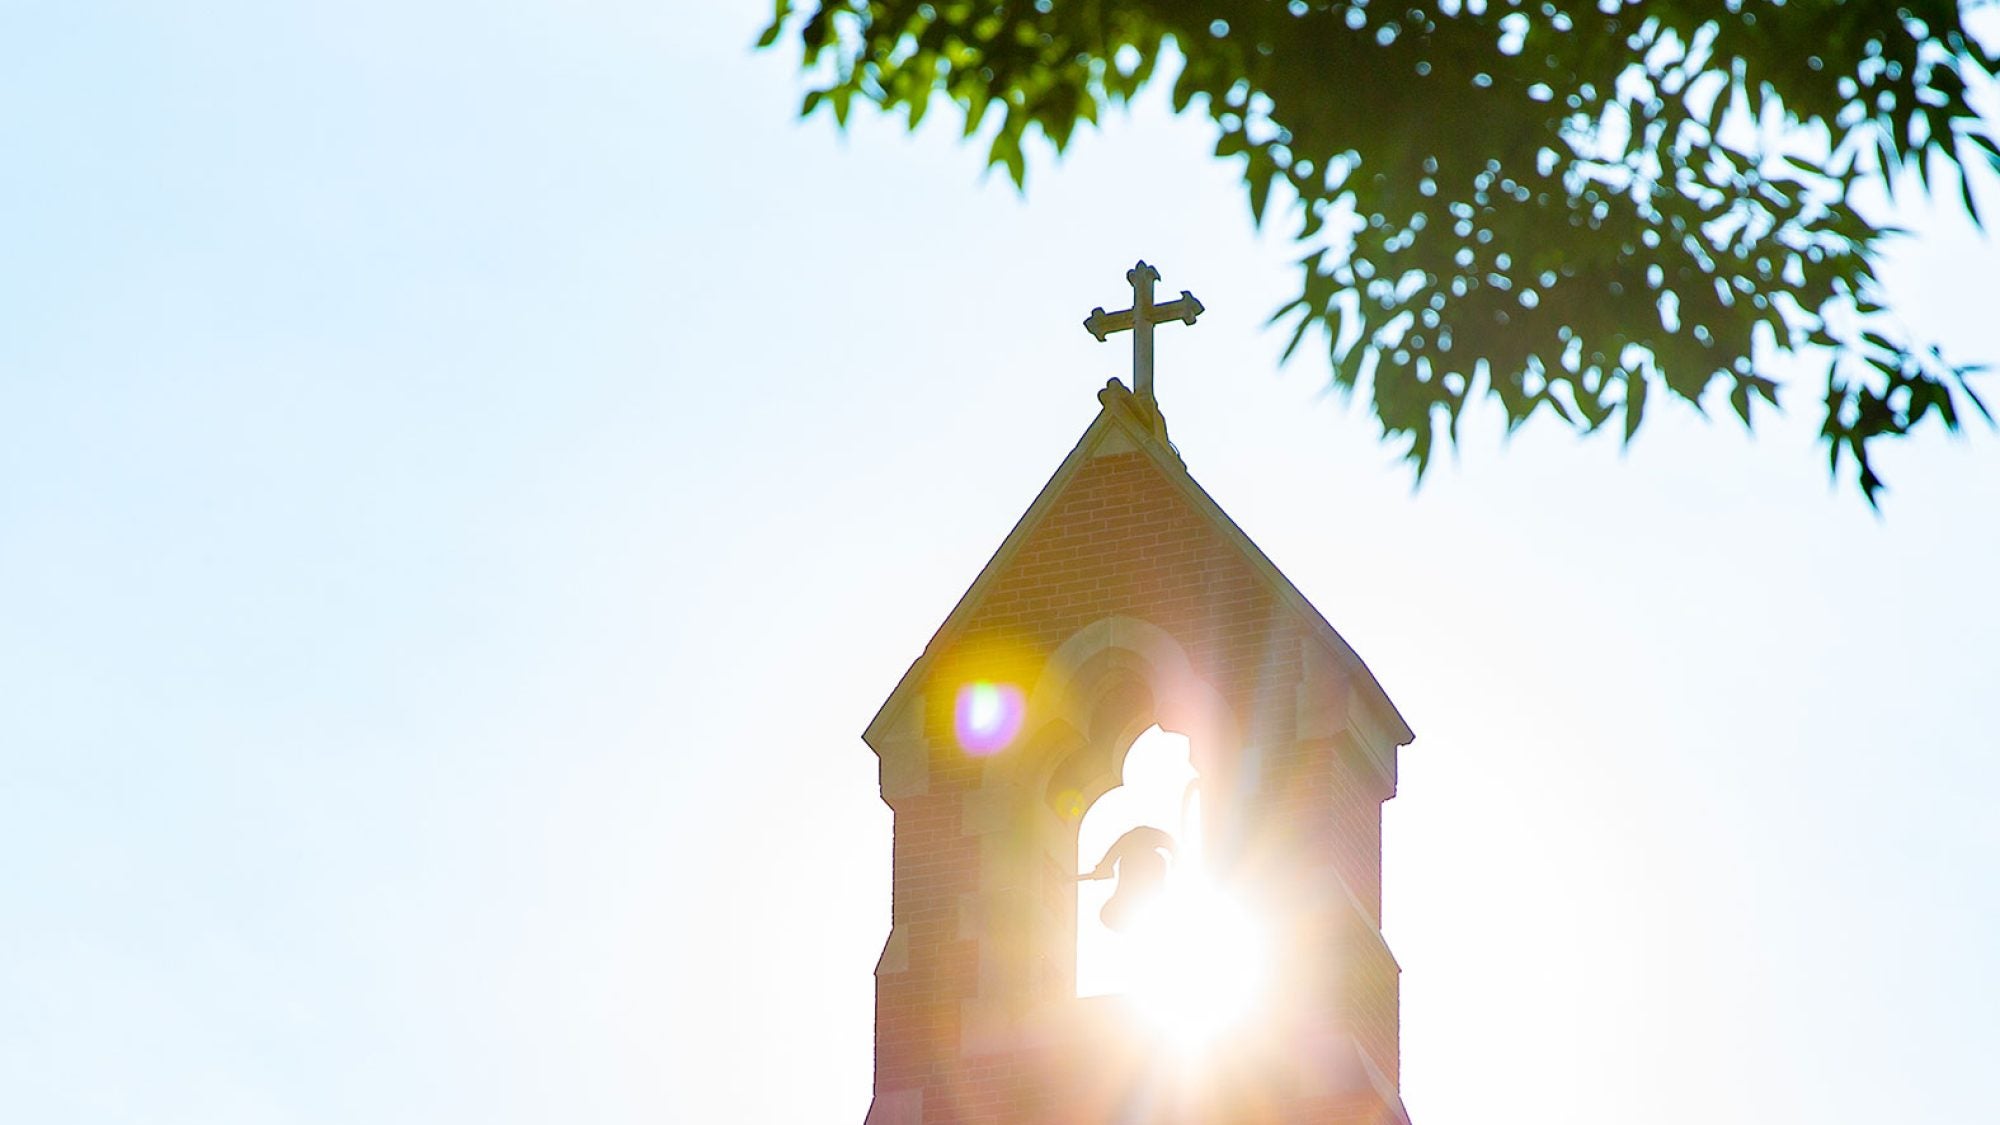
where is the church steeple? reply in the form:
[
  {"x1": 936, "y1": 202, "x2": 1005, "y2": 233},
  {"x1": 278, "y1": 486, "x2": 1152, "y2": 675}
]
[{"x1": 861, "y1": 279, "x2": 1417, "y2": 1125}]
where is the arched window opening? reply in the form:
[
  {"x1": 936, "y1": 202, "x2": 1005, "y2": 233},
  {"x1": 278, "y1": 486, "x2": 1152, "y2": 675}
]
[{"x1": 1075, "y1": 724, "x2": 1200, "y2": 998}]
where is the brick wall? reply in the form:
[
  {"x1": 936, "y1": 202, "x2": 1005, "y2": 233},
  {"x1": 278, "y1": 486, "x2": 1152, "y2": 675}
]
[{"x1": 870, "y1": 448, "x2": 1405, "y2": 1123}]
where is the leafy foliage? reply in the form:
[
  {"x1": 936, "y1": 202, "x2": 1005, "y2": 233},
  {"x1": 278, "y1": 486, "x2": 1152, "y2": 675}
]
[{"x1": 761, "y1": 0, "x2": 1998, "y2": 502}]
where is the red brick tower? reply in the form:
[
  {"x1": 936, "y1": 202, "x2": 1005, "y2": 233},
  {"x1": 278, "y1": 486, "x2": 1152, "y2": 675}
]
[{"x1": 863, "y1": 269, "x2": 1415, "y2": 1124}]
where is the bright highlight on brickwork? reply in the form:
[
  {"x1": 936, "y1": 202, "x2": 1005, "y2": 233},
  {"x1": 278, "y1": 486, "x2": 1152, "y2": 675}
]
[{"x1": 953, "y1": 681, "x2": 1024, "y2": 755}]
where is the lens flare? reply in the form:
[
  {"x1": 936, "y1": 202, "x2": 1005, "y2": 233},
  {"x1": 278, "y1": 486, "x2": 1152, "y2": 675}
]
[
  {"x1": 1121, "y1": 880, "x2": 1269, "y2": 1051},
  {"x1": 954, "y1": 681, "x2": 1025, "y2": 755},
  {"x1": 1051, "y1": 787, "x2": 1088, "y2": 820}
]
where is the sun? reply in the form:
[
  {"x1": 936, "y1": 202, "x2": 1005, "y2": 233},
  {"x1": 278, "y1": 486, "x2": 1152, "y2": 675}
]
[{"x1": 1116, "y1": 876, "x2": 1271, "y2": 1051}]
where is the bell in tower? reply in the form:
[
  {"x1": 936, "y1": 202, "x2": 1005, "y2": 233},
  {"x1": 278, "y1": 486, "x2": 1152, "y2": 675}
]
[
  {"x1": 862, "y1": 264, "x2": 1417, "y2": 1124},
  {"x1": 1082, "y1": 825, "x2": 1176, "y2": 933}
]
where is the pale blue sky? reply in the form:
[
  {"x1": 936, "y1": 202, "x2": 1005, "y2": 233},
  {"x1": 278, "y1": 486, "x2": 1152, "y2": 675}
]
[{"x1": 3, "y1": 3, "x2": 1996, "y2": 1122}]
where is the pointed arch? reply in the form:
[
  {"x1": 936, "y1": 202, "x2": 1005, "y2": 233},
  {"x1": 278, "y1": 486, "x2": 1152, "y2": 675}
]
[{"x1": 1027, "y1": 614, "x2": 1238, "y2": 807}]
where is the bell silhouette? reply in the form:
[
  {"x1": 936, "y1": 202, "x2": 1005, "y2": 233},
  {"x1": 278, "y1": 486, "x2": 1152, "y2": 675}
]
[{"x1": 1086, "y1": 826, "x2": 1176, "y2": 932}]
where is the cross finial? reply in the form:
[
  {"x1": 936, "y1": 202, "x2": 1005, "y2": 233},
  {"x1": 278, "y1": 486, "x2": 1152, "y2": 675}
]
[{"x1": 1083, "y1": 261, "x2": 1204, "y2": 405}]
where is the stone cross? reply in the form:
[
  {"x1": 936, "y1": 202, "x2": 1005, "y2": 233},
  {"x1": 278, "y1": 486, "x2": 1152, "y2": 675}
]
[{"x1": 1083, "y1": 261, "x2": 1204, "y2": 403}]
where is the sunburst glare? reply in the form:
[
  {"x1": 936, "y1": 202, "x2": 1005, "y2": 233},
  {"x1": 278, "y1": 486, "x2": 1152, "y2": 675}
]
[
  {"x1": 1077, "y1": 726, "x2": 1271, "y2": 1050},
  {"x1": 1119, "y1": 877, "x2": 1269, "y2": 1051}
]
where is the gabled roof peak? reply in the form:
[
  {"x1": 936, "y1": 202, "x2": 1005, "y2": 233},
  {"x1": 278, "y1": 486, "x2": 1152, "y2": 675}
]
[
  {"x1": 863, "y1": 378, "x2": 1413, "y2": 753},
  {"x1": 1091, "y1": 377, "x2": 1176, "y2": 460}
]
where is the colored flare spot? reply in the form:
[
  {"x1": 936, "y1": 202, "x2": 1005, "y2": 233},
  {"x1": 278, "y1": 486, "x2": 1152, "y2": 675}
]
[
  {"x1": 954, "y1": 681, "x2": 1025, "y2": 755},
  {"x1": 1052, "y1": 787, "x2": 1087, "y2": 820}
]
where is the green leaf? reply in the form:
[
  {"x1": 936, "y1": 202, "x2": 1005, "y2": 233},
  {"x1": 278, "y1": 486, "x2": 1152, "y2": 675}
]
[
  {"x1": 755, "y1": 2, "x2": 789, "y2": 50},
  {"x1": 1280, "y1": 311, "x2": 1313, "y2": 363},
  {"x1": 1622, "y1": 369, "x2": 1648, "y2": 444}
]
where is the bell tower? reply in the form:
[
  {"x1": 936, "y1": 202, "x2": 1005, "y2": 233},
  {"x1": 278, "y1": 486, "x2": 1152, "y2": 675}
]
[{"x1": 863, "y1": 265, "x2": 1416, "y2": 1124}]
